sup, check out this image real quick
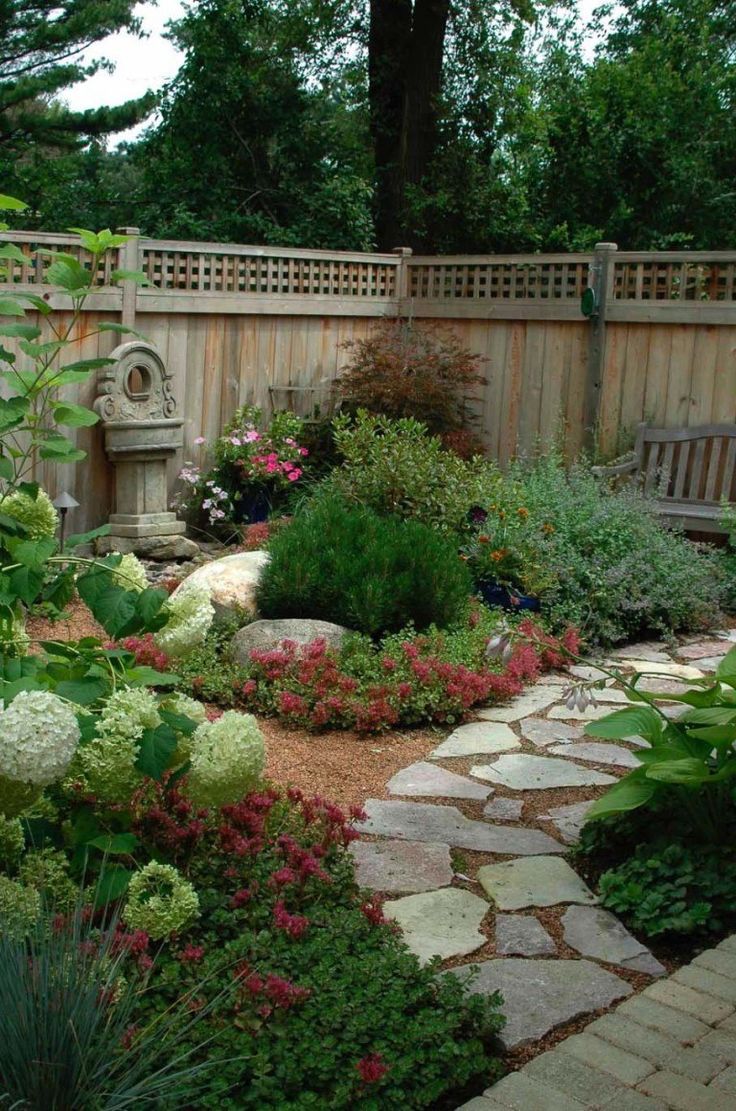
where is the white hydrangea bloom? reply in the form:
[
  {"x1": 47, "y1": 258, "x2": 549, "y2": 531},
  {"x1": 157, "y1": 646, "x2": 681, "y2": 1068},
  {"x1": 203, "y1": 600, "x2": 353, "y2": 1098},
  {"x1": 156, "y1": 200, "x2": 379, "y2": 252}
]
[
  {"x1": 154, "y1": 581, "x2": 214, "y2": 659},
  {"x1": 75, "y1": 734, "x2": 141, "y2": 805},
  {"x1": 0, "y1": 691, "x2": 80, "y2": 786},
  {"x1": 123, "y1": 861, "x2": 200, "y2": 939},
  {"x1": 0, "y1": 489, "x2": 58, "y2": 540},
  {"x1": 186, "y1": 710, "x2": 265, "y2": 809},
  {"x1": 98, "y1": 688, "x2": 160, "y2": 743},
  {"x1": 112, "y1": 553, "x2": 148, "y2": 593}
]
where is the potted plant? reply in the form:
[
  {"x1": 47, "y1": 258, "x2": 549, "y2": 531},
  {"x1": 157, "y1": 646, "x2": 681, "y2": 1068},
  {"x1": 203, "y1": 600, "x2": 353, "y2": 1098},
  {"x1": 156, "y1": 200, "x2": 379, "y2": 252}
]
[{"x1": 462, "y1": 504, "x2": 550, "y2": 612}]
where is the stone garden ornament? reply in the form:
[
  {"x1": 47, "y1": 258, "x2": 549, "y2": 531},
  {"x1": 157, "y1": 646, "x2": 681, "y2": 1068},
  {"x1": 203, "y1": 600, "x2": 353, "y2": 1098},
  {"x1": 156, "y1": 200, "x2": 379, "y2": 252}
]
[{"x1": 95, "y1": 342, "x2": 197, "y2": 559}]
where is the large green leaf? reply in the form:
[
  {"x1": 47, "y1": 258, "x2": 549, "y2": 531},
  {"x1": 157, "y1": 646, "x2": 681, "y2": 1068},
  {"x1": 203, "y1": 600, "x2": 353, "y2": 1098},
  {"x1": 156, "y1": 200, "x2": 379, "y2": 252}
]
[
  {"x1": 124, "y1": 666, "x2": 179, "y2": 688},
  {"x1": 0, "y1": 195, "x2": 26, "y2": 211},
  {"x1": 38, "y1": 435, "x2": 86, "y2": 462},
  {"x1": 0, "y1": 323, "x2": 40, "y2": 340},
  {"x1": 585, "y1": 773, "x2": 657, "y2": 820},
  {"x1": 65, "y1": 523, "x2": 111, "y2": 549},
  {"x1": 645, "y1": 758, "x2": 709, "y2": 785},
  {"x1": 8, "y1": 565, "x2": 44, "y2": 605},
  {"x1": 6, "y1": 536, "x2": 57, "y2": 569},
  {"x1": 94, "y1": 865, "x2": 132, "y2": 908},
  {"x1": 681, "y1": 706, "x2": 736, "y2": 725},
  {"x1": 76, "y1": 566, "x2": 138, "y2": 637},
  {"x1": 0, "y1": 297, "x2": 26, "y2": 317},
  {"x1": 51, "y1": 401, "x2": 99, "y2": 428},
  {"x1": 45, "y1": 255, "x2": 90, "y2": 292},
  {"x1": 717, "y1": 646, "x2": 736, "y2": 688},
  {"x1": 55, "y1": 676, "x2": 108, "y2": 706},
  {"x1": 135, "y1": 723, "x2": 179, "y2": 780},
  {"x1": 586, "y1": 705, "x2": 663, "y2": 745},
  {"x1": 88, "y1": 833, "x2": 138, "y2": 855}
]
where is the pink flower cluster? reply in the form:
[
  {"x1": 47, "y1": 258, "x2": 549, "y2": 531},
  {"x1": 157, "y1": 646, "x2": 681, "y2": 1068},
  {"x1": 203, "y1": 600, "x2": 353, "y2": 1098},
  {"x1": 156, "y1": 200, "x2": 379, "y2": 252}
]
[{"x1": 237, "y1": 621, "x2": 578, "y2": 733}]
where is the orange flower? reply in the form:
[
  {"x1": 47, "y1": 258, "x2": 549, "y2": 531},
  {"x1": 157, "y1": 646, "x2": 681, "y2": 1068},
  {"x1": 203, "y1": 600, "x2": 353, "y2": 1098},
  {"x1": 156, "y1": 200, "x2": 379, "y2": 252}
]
[
  {"x1": 517, "y1": 507, "x2": 529, "y2": 519},
  {"x1": 490, "y1": 548, "x2": 507, "y2": 562},
  {"x1": 542, "y1": 522, "x2": 555, "y2": 534},
  {"x1": 478, "y1": 534, "x2": 490, "y2": 544}
]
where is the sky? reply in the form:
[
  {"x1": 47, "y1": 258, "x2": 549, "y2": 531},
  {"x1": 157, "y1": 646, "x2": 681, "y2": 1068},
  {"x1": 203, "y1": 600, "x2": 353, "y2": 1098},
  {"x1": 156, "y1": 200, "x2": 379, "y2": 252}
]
[{"x1": 65, "y1": 0, "x2": 603, "y2": 145}]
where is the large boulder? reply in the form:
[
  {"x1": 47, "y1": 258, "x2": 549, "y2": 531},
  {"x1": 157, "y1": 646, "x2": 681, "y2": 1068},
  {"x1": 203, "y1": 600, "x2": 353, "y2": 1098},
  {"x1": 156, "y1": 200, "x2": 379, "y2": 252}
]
[
  {"x1": 231, "y1": 618, "x2": 349, "y2": 664},
  {"x1": 173, "y1": 550, "x2": 270, "y2": 622}
]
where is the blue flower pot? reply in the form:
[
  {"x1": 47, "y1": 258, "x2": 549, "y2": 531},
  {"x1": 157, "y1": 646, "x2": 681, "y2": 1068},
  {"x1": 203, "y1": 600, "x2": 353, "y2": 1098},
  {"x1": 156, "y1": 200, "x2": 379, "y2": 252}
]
[
  {"x1": 233, "y1": 487, "x2": 271, "y2": 524},
  {"x1": 477, "y1": 579, "x2": 540, "y2": 613}
]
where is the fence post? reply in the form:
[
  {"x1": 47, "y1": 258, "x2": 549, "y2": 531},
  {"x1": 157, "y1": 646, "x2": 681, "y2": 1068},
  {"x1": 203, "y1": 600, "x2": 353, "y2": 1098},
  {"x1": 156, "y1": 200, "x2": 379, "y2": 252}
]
[
  {"x1": 116, "y1": 226, "x2": 141, "y2": 330},
  {"x1": 583, "y1": 241, "x2": 617, "y2": 450},
  {"x1": 393, "y1": 246, "x2": 413, "y2": 319}
]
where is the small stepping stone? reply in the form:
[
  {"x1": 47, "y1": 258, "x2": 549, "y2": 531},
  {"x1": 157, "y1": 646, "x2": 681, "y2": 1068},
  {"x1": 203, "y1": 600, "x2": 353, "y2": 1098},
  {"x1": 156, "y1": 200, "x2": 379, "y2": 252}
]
[
  {"x1": 591, "y1": 687, "x2": 633, "y2": 704},
  {"x1": 561, "y1": 906, "x2": 666, "y2": 976},
  {"x1": 548, "y1": 703, "x2": 621, "y2": 722},
  {"x1": 611, "y1": 642, "x2": 672, "y2": 663},
  {"x1": 520, "y1": 718, "x2": 584, "y2": 747},
  {"x1": 692, "y1": 656, "x2": 723, "y2": 672},
  {"x1": 470, "y1": 754, "x2": 617, "y2": 791},
  {"x1": 449, "y1": 958, "x2": 631, "y2": 1048},
  {"x1": 350, "y1": 839, "x2": 453, "y2": 894},
  {"x1": 387, "y1": 761, "x2": 492, "y2": 800},
  {"x1": 570, "y1": 665, "x2": 612, "y2": 683},
  {"x1": 476, "y1": 685, "x2": 563, "y2": 723},
  {"x1": 384, "y1": 888, "x2": 488, "y2": 964},
  {"x1": 679, "y1": 639, "x2": 729, "y2": 661},
  {"x1": 496, "y1": 914, "x2": 556, "y2": 956},
  {"x1": 483, "y1": 797, "x2": 523, "y2": 821},
  {"x1": 610, "y1": 659, "x2": 704, "y2": 680},
  {"x1": 430, "y1": 722, "x2": 519, "y2": 758},
  {"x1": 538, "y1": 801, "x2": 594, "y2": 844},
  {"x1": 635, "y1": 675, "x2": 691, "y2": 696},
  {"x1": 547, "y1": 741, "x2": 639, "y2": 768},
  {"x1": 357, "y1": 799, "x2": 565, "y2": 855},
  {"x1": 478, "y1": 856, "x2": 597, "y2": 909}
]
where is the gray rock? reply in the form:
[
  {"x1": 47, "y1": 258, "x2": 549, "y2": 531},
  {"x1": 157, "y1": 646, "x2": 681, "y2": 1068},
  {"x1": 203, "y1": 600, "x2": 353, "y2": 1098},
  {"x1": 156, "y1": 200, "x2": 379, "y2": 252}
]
[
  {"x1": 478, "y1": 856, "x2": 597, "y2": 910},
  {"x1": 231, "y1": 618, "x2": 349, "y2": 663},
  {"x1": 547, "y1": 741, "x2": 639, "y2": 768},
  {"x1": 387, "y1": 761, "x2": 492, "y2": 800},
  {"x1": 608, "y1": 659, "x2": 704, "y2": 680},
  {"x1": 470, "y1": 754, "x2": 617, "y2": 791},
  {"x1": 101, "y1": 534, "x2": 200, "y2": 561},
  {"x1": 174, "y1": 550, "x2": 269, "y2": 621},
  {"x1": 691, "y1": 656, "x2": 723, "y2": 672},
  {"x1": 611, "y1": 642, "x2": 672, "y2": 663},
  {"x1": 384, "y1": 888, "x2": 488, "y2": 964},
  {"x1": 349, "y1": 839, "x2": 453, "y2": 894},
  {"x1": 449, "y1": 958, "x2": 632, "y2": 1048},
  {"x1": 561, "y1": 906, "x2": 666, "y2": 976},
  {"x1": 520, "y1": 718, "x2": 584, "y2": 747},
  {"x1": 430, "y1": 722, "x2": 519, "y2": 759},
  {"x1": 483, "y1": 797, "x2": 524, "y2": 821},
  {"x1": 538, "y1": 801, "x2": 594, "y2": 844},
  {"x1": 678, "y1": 639, "x2": 729, "y2": 661},
  {"x1": 569, "y1": 665, "x2": 613, "y2": 683},
  {"x1": 356, "y1": 799, "x2": 565, "y2": 855},
  {"x1": 496, "y1": 914, "x2": 556, "y2": 956}
]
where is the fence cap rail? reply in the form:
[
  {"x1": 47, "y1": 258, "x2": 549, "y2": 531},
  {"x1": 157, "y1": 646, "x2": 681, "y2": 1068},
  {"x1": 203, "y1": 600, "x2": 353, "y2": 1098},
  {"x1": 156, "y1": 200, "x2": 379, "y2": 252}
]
[
  {"x1": 408, "y1": 253, "x2": 592, "y2": 266},
  {"x1": 140, "y1": 238, "x2": 401, "y2": 265},
  {"x1": 614, "y1": 250, "x2": 736, "y2": 263}
]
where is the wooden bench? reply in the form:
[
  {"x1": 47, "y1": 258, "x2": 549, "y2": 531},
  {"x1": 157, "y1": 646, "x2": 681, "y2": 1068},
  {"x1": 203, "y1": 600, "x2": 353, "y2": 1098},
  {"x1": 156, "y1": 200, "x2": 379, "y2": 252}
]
[{"x1": 592, "y1": 423, "x2": 736, "y2": 532}]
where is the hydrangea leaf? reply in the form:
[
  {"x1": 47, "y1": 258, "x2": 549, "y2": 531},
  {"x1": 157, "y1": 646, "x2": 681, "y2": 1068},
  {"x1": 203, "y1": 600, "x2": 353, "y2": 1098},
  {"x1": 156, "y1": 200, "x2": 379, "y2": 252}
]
[{"x1": 135, "y1": 723, "x2": 179, "y2": 780}]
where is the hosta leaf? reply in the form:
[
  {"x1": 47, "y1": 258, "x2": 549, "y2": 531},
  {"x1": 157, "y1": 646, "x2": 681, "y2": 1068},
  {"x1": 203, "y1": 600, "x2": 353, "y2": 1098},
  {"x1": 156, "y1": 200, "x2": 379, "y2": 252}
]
[
  {"x1": 716, "y1": 646, "x2": 736, "y2": 688},
  {"x1": 586, "y1": 705, "x2": 663, "y2": 745},
  {"x1": 585, "y1": 772, "x2": 657, "y2": 820},
  {"x1": 645, "y1": 758, "x2": 709, "y2": 785}
]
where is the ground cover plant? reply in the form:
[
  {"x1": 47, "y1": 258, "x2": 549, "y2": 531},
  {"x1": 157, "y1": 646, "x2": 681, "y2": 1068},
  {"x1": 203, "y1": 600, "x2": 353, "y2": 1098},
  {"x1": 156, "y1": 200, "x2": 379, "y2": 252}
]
[{"x1": 568, "y1": 644, "x2": 736, "y2": 940}]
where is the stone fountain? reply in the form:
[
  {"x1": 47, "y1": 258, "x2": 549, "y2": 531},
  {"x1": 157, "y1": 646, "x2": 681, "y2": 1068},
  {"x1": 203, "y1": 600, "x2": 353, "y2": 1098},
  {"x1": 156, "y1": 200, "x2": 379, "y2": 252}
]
[{"x1": 95, "y1": 341, "x2": 198, "y2": 559}]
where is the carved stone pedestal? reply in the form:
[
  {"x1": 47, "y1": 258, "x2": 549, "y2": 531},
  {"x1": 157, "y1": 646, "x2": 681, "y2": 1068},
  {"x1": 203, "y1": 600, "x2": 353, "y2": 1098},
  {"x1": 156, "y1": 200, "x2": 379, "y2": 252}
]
[{"x1": 96, "y1": 342, "x2": 198, "y2": 559}]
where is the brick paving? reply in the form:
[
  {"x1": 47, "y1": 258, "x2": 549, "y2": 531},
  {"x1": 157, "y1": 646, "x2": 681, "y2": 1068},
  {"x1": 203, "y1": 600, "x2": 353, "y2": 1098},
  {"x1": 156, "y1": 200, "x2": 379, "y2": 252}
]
[{"x1": 459, "y1": 935, "x2": 736, "y2": 1108}]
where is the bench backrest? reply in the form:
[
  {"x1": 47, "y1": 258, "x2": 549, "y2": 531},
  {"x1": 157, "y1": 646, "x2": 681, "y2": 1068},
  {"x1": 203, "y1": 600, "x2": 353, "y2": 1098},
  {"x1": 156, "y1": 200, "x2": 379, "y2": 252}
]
[{"x1": 634, "y1": 423, "x2": 736, "y2": 504}]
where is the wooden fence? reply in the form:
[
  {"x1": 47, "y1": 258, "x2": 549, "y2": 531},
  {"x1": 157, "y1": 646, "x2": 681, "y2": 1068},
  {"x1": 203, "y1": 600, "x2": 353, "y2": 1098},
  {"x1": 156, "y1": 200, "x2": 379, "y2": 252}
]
[{"x1": 1, "y1": 228, "x2": 735, "y2": 532}]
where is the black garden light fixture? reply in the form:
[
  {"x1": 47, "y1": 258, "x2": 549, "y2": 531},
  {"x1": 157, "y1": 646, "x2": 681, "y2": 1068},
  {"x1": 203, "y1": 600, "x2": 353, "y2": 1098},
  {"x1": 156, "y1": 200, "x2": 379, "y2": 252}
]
[{"x1": 52, "y1": 491, "x2": 79, "y2": 552}]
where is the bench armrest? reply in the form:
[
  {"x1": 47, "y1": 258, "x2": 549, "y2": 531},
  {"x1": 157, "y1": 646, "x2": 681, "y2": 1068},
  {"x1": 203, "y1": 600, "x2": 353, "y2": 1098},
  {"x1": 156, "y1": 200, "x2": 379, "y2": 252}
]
[{"x1": 591, "y1": 453, "x2": 638, "y2": 479}]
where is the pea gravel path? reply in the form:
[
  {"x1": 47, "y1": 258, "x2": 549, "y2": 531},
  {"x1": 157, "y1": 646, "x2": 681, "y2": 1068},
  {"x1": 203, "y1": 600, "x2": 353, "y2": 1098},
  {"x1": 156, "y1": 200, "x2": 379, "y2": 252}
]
[{"x1": 349, "y1": 629, "x2": 736, "y2": 1109}]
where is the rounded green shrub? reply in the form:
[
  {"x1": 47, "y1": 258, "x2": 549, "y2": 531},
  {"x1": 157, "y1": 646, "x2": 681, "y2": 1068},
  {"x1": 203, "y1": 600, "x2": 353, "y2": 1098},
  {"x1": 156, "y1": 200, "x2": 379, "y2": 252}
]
[{"x1": 256, "y1": 494, "x2": 472, "y2": 636}]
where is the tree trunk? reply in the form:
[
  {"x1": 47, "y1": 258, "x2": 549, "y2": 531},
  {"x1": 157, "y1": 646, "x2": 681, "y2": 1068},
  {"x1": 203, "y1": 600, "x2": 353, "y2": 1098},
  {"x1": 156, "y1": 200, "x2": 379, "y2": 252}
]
[{"x1": 369, "y1": 0, "x2": 450, "y2": 249}]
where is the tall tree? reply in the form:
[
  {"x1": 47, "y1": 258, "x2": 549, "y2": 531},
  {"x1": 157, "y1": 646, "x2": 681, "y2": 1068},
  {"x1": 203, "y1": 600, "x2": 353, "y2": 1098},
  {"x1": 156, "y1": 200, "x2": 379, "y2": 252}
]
[{"x1": 0, "y1": 1, "x2": 155, "y2": 159}]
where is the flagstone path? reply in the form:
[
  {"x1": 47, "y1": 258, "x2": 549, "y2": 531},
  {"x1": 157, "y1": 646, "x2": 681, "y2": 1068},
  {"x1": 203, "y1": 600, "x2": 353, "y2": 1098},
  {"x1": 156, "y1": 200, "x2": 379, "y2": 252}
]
[{"x1": 350, "y1": 628, "x2": 736, "y2": 1108}]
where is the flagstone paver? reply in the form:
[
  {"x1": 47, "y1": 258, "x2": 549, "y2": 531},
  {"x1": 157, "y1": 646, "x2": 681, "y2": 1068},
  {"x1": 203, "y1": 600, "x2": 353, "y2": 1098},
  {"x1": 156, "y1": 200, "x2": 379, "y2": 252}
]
[
  {"x1": 358, "y1": 799, "x2": 565, "y2": 855},
  {"x1": 611, "y1": 660, "x2": 705, "y2": 680},
  {"x1": 430, "y1": 722, "x2": 519, "y2": 758},
  {"x1": 387, "y1": 760, "x2": 492, "y2": 800},
  {"x1": 520, "y1": 717, "x2": 584, "y2": 746},
  {"x1": 470, "y1": 753, "x2": 617, "y2": 790},
  {"x1": 450, "y1": 958, "x2": 632, "y2": 1048},
  {"x1": 548, "y1": 701, "x2": 628, "y2": 721},
  {"x1": 538, "y1": 799, "x2": 595, "y2": 844},
  {"x1": 349, "y1": 838, "x2": 453, "y2": 894},
  {"x1": 477, "y1": 856, "x2": 597, "y2": 909},
  {"x1": 384, "y1": 888, "x2": 489, "y2": 964},
  {"x1": 612, "y1": 643, "x2": 673, "y2": 662},
  {"x1": 679, "y1": 640, "x2": 730, "y2": 660},
  {"x1": 547, "y1": 740, "x2": 641, "y2": 768},
  {"x1": 561, "y1": 906, "x2": 666, "y2": 975},
  {"x1": 483, "y1": 797, "x2": 524, "y2": 821},
  {"x1": 495, "y1": 913, "x2": 556, "y2": 956},
  {"x1": 476, "y1": 685, "x2": 564, "y2": 722}
]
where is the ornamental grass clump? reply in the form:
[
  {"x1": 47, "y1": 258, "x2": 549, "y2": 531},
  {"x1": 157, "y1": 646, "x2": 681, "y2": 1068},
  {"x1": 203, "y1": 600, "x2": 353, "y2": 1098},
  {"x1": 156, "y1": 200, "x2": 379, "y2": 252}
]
[{"x1": 257, "y1": 493, "x2": 472, "y2": 637}]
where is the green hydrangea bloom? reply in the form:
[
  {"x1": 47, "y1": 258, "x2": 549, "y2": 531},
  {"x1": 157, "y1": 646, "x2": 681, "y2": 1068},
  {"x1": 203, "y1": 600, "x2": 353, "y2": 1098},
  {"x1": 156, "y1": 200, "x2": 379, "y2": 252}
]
[
  {"x1": 186, "y1": 711, "x2": 265, "y2": 809},
  {"x1": 123, "y1": 861, "x2": 199, "y2": 940},
  {"x1": 19, "y1": 849, "x2": 77, "y2": 910},
  {"x1": 98, "y1": 688, "x2": 160, "y2": 743},
  {"x1": 0, "y1": 489, "x2": 58, "y2": 540},
  {"x1": 72, "y1": 688, "x2": 161, "y2": 804},
  {"x1": 0, "y1": 775, "x2": 40, "y2": 819},
  {"x1": 0, "y1": 815, "x2": 24, "y2": 868},
  {"x1": 0, "y1": 875, "x2": 41, "y2": 939},
  {"x1": 112, "y1": 553, "x2": 148, "y2": 593},
  {"x1": 154, "y1": 582, "x2": 214, "y2": 659}
]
